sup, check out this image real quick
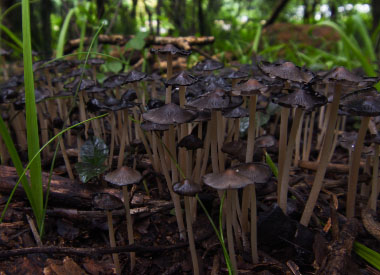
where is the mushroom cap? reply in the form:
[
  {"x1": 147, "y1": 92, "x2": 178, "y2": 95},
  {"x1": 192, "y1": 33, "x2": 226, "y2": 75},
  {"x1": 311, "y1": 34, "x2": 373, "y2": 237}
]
[
  {"x1": 322, "y1": 66, "x2": 366, "y2": 84},
  {"x1": 165, "y1": 71, "x2": 198, "y2": 86},
  {"x1": 221, "y1": 69, "x2": 249, "y2": 80},
  {"x1": 193, "y1": 110, "x2": 211, "y2": 122},
  {"x1": 150, "y1": 44, "x2": 191, "y2": 56},
  {"x1": 105, "y1": 166, "x2": 142, "y2": 186},
  {"x1": 222, "y1": 140, "x2": 247, "y2": 162},
  {"x1": 255, "y1": 135, "x2": 277, "y2": 148},
  {"x1": 140, "y1": 121, "x2": 170, "y2": 131},
  {"x1": 203, "y1": 169, "x2": 254, "y2": 190},
  {"x1": 92, "y1": 193, "x2": 123, "y2": 210},
  {"x1": 178, "y1": 134, "x2": 204, "y2": 150},
  {"x1": 87, "y1": 58, "x2": 105, "y2": 66},
  {"x1": 142, "y1": 103, "x2": 198, "y2": 124},
  {"x1": 273, "y1": 87, "x2": 327, "y2": 111},
  {"x1": 103, "y1": 74, "x2": 128, "y2": 88},
  {"x1": 231, "y1": 78, "x2": 268, "y2": 96},
  {"x1": 173, "y1": 179, "x2": 202, "y2": 196},
  {"x1": 222, "y1": 106, "x2": 249, "y2": 118},
  {"x1": 64, "y1": 78, "x2": 96, "y2": 91},
  {"x1": 232, "y1": 162, "x2": 272, "y2": 184},
  {"x1": 340, "y1": 87, "x2": 380, "y2": 116},
  {"x1": 147, "y1": 98, "x2": 165, "y2": 110},
  {"x1": 186, "y1": 89, "x2": 242, "y2": 111},
  {"x1": 194, "y1": 59, "x2": 224, "y2": 71},
  {"x1": 259, "y1": 61, "x2": 314, "y2": 83},
  {"x1": 124, "y1": 70, "x2": 147, "y2": 83}
]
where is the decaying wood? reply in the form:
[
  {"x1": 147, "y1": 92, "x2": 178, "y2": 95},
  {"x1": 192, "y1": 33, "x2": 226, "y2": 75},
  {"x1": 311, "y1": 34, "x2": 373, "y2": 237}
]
[
  {"x1": 361, "y1": 208, "x2": 380, "y2": 241},
  {"x1": 317, "y1": 218, "x2": 359, "y2": 275},
  {"x1": 0, "y1": 165, "x2": 120, "y2": 209},
  {"x1": 64, "y1": 35, "x2": 215, "y2": 53},
  {"x1": 299, "y1": 160, "x2": 365, "y2": 173}
]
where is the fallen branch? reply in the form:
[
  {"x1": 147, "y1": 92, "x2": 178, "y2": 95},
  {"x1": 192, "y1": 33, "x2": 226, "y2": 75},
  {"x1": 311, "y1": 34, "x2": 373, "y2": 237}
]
[
  {"x1": 64, "y1": 35, "x2": 215, "y2": 53},
  {"x1": 0, "y1": 243, "x2": 187, "y2": 259}
]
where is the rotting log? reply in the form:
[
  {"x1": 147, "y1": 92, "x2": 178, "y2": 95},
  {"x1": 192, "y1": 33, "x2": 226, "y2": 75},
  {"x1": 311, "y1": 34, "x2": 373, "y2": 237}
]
[
  {"x1": 0, "y1": 165, "x2": 119, "y2": 209},
  {"x1": 64, "y1": 35, "x2": 215, "y2": 54}
]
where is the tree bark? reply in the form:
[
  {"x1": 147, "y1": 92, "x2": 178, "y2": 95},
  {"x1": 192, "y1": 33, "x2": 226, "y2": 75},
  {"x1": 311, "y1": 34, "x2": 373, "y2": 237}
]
[{"x1": 264, "y1": 0, "x2": 290, "y2": 27}]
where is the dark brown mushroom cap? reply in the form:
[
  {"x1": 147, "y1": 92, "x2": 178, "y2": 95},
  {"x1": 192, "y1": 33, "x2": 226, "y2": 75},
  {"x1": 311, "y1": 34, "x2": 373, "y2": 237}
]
[
  {"x1": 124, "y1": 70, "x2": 147, "y2": 83},
  {"x1": 140, "y1": 121, "x2": 170, "y2": 131},
  {"x1": 103, "y1": 74, "x2": 128, "y2": 88},
  {"x1": 231, "y1": 78, "x2": 268, "y2": 96},
  {"x1": 222, "y1": 140, "x2": 247, "y2": 161},
  {"x1": 194, "y1": 59, "x2": 224, "y2": 71},
  {"x1": 145, "y1": 72, "x2": 162, "y2": 82},
  {"x1": 147, "y1": 98, "x2": 165, "y2": 110},
  {"x1": 340, "y1": 87, "x2": 380, "y2": 116},
  {"x1": 92, "y1": 193, "x2": 123, "y2": 210},
  {"x1": 64, "y1": 78, "x2": 96, "y2": 91},
  {"x1": 173, "y1": 179, "x2": 202, "y2": 196},
  {"x1": 232, "y1": 162, "x2": 272, "y2": 184},
  {"x1": 339, "y1": 131, "x2": 357, "y2": 151},
  {"x1": 165, "y1": 71, "x2": 198, "y2": 86},
  {"x1": 255, "y1": 135, "x2": 277, "y2": 149},
  {"x1": 259, "y1": 61, "x2": 314, "y2": 83},
  {"x1": 53, "y1": 117, "x2": 64, "y2": 129},
  {"x1": 322, "y1": 66, "x2": 366, "y2": 84},
  {"x1": 368, "y1": 134, "x2": 380, "y2": 145},
  {"x1": 273, "y1": 87, "x2": 327, "y2": 111},
  {"x1": 222, "y1": 106, "x2": 249, "y2": 118},
  {"x1": 105, "y1": 166, "x2": 142, "y2": 186},
  {"x1": 178, "y1": 134, "x2": 204, "y2": 150},
  {"x1": 17, "y1": 87, "x2": 51, "y2": 104},
  {"x1": 85, "y1": 85, "x2": 106, "y2": 94},
  {"x1": 221, "y1": 69, "x2": 249, "y2": 79},
  {"x1": 142, "y1": 103, "x2": 198, "y2": 124},
  {"x1": 0, "y1": 89, "x2": 18, "y2": 104},
  {"x1": 150, "y1": 44, "x2": 191, "y2": 56},
  {"x1": 203, "y1": 169, "x2": 254, "y2": 190},
  {"x1": 0, "y1": 48, "x2": 13, "y2": 56},
  {"x1": 186, "y1": 89, "x2": 242, "y2": 111},
  {"x1": 193, "y1": 110, "x2": 211, "y2": 122}
]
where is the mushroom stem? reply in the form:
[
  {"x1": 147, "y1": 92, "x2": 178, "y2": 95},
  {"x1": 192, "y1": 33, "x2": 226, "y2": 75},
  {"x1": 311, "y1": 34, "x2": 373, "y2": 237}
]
[
  {"x1": 304, "y1": 111, "x2": 315, "y2": 161},
  {"x1": 250, "y1": 184, "x2": 258, "y2": 264},
  {"x1": 277, "y1": 107, "x2": 290, "y2": 206},
  {"x1": 117, "y1": 109, "x2": 129, "y2": 168},
  {"x1": 78, "y1": 92, "x2": 88, "y2": 139},
  {"x1": 210, "y1": 111, "x2": 219, "y2": 173},
  {"x1": 184, "y1": 196, "x2": 200, "y2": 275},
  {"x1": 226, "y1": 190, "x2": 237, "y2": 274},
  {"x1": 302, "y1": 114, "x2": 310, "y2": 161},
  {"x1": 369, "y1": 144, "x2": 379, "y2": 211},
  {"x1": 108, "y1": 112, "x2": 116, "y2": 169},
  {"x1": 200, "y1": 124, "x2": 211, "y2": 179},
  {"x1": 106, "y1": 210, "x2": 121, "y2": 275},
  {"x1": 216, "y1": 110, "x2": 225, "y2": 172},
  {"x1": 54, "y1": 129, "x2": 74, "y2": 179},
  {"x1": 279, "y1": 107, "x2": 304, "y2": 213},
  {"x1": 165, "y1": 54, "x2": 173, "y2": 104},
  {"x1": 122, "y1": 185, "x2": 136, "y2": 271},
  {"x1": 346, "y1": 116, "x2": 370, "y2": 218},
  {"x1": 300, "y1": 84, "x2": 342, "y2": 226},
  {"x1": 294, "y1": 113, "x2": 304, "y2": 167}
]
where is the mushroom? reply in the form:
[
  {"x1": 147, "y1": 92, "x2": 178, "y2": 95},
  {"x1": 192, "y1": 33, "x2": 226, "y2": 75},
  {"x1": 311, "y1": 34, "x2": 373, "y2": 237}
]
[
  {"x1": 105, "y1": 166, "x2": 142, "y2": 271},
  {"x1": 92, "y1": 193, "x2": 124, "y2": 275},
  {"x1": 173, "y1": 179, "x2": 202, "y2": 275},
  {"x1": 203, "y1": 168, "x2": 254, "y2": 272},
  {"x1": 339, "y1": 87, "x2": 380, "y2": 217}
]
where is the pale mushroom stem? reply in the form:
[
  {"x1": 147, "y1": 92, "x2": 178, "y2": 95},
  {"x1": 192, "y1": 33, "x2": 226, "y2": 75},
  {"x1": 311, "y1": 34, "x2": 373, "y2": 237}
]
[
  {"x1": 346, "y1": 116, "x2": 370, "y2": 218},
  {"x1": 108, "y1": 112, "x2": 116, "y2": 169},
  {"x1": 179, "y1": 86, "x2": 188, "y2": 180},
  {"x1": 122, "y1": 185, "x2": 136, "y2": 271},
  {"x1": 241, "y1": 95, "x2": 257, "y2": 233},
  {"x1": 199, "y1": 125, "x2": 211, "y2": 179},
  {"x1": 277, "y1": 107, "x2": 290, "y2": 206},
  {"x1": 216, "y1": 110, "x2": 225, "y2": 172},
  {"x1": 210, "y1": 111, "x2": 219, "y2": 173},
  {"x1": 294, "y1": 113, "x2": 304, "y2": 167},
  {"x1": 37, "y1": 105, "x2": 49, "y2": 159},
  {"x1": 165, "y1": 54, "x2": 173, "y2": 104},
  {"x1": 226, "y1": 190, "x2": 237, "y2": 274},
  {"x1": 304, "y1": 111, "x2": 315, "y2": 161},
  {"x1": 117, "y1": 109, "x2": 129, "y2": 168},
  {"x1": 184, "y1": 196, "x2": 200, "y2": 275},
  {"x1": 78, "y1": 92, "x2": 88, "y2": 139},
  {"x1": 54, "y1": 129, "x2": 74, "y2": 179},
  {"x1": 300, "y1": 84, "x2": 342, "y2": 226},
  {"x1": 231, "y1": 189, "x2": 242, "y2": 251},
  {"x1": 302, "y1": 114, "x2": 310, "y2": 161},
  {"x1": 250, "y1": 184, "x2": 258, "y2": 264},
  {"x1": 369, "y1": 144, "x2": 379, "y2": 211},
  {"x1": 279, "y1": 107, "x2": 304, "y2": 213},
  {"x1": 106, "y1": 210, "x2": 121, "y2": 275}
]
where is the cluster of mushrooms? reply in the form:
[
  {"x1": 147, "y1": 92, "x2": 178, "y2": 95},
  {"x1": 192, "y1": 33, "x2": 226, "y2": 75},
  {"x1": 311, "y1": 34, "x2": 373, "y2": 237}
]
[{"x1": 1, "y1": 44, "x2": 380, "y2": 274}]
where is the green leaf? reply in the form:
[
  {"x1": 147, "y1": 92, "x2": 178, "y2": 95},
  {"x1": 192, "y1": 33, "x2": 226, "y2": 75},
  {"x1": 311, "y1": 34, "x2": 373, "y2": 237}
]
[
  {"x1": 106, "y1": 60, "x2": 123, "y2": 73},
  {"x1": 125, "y1": 32, "x2": 148, "y2": 50},
  {"x1": 79, "y1": 136, "x2": 109, "y2": 165},
  {"x1": 75, "y1": 162, "x2": 107, "y2": 183},
  {"x1": 56, "y1": 8, "x2": 75, "y2": 58},
  {"x1": 354, "y1": 241, "x2": 380, "y2": 270}
]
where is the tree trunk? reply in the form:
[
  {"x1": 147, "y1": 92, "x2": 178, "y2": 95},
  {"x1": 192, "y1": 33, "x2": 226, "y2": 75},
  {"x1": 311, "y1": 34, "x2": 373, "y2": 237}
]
[
  {"x1": 264, "y1": 0, "x2": 290, "y2": 27},
  {"x1": 372, "y1": 0, "x2": 380, "y2": 32},
  {"x1": 40, "y1": 0, "x2": 52, "y2": 58},
  {"x1": 198, "y1": 0, "x2": 205, "y2": 35}
]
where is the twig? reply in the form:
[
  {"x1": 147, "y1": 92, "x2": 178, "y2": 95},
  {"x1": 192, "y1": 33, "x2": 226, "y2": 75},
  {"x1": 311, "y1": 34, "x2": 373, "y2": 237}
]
[{"x1": 26, "y1": 214, "x2": 43, "y2": 247}]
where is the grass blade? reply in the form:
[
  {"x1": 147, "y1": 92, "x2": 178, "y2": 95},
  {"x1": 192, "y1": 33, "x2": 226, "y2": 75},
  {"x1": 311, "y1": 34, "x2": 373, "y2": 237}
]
[
  {"x1": 22, "y1": 0, "x2": 44, "y2": 230},
  {"x1": 56, "y1": 8, "x2": 75, "y2": 58}
]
